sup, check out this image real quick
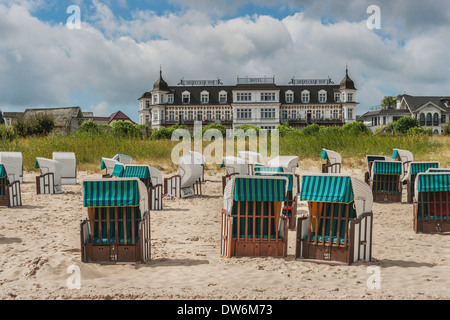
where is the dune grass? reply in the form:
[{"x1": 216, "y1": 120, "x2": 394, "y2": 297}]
[{"x1": 0, "y1": 132, "x2": 448, "y2": 173}]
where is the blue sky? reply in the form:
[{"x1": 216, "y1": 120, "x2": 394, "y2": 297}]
[{"x1": 1, "y1": 0, "x2": 449, "y2": 122}]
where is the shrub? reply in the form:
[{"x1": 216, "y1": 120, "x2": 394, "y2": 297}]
[
  {"x1": 276, "y1": 123, "x2": 300, "y2": 137},
  {"x1": 150, "y1": 124, "x2": 188, "y2": 140},
  {"x1": 202, "y1": 123, "x2": 226, "y2": 137},
  {"x1": 342, "y1": 121, "x2": 371, "y2": 135},
  {"x1": 407, "y1": 126, "x2": 432, "y2": 136},
  {"x1": 13, "y1": 114, "x2": 55, "y2": 137},
  {"x1": 77, "y1": 120, "x2": 100, "y2": 134},
  {"x1": 0, "y1": 125, "x2": 17, "y2": 141},
  {"x1": 111, "y1": 121, "x2": 142, "y2": 138},
  {"x1": 301, "y1": 123, "x2": 320, "y2": 135},
  {"x1": 443, "y1": 122, "x2": 450, "y2": 136},
  {"x1": 388, "y1": 116, "x2": 418, "y2": 134}
]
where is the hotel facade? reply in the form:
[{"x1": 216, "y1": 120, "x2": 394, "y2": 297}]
[{"x1": 138, "y1": 68, "x2": 358, "y2": 131}]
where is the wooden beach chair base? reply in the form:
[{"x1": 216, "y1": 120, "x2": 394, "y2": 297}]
[
  {"x1": 413, "y1": 191, "x2": 450, "y2": 234},
  {"x1": 36, "y1": 173, "x2": 55, "y2": 194},
  {"x1": 0, "y1": 180, "x2": 22, "y2": 207},
  {"x1": 164, "y1": 175, "x2": 202, "y2": 198},
  {"x1": 148, "y1": 184, "x2": 163, "y2": 210}
]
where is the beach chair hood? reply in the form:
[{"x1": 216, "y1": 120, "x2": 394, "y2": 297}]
[
  {"x1": 220, "y1": 156, "x2": 248, "y2": 175},
  {"x1": 267, "y1": 156, "x2": 299, "y2": 173},
  {"x1": 113, "y1": 154, "x2": 133, "y2": 164},
  {"x1": 238, "y1": 151, "x2": 264, "y2": 165},
  {"x1": 300, "y1": 173, "x2": 373, "y2": 217},
  {"x1": 35, "y1": 157, "x2": 62, "y2": 186},
  {"x1": 101, "y1": 157, "x2": 119, "y2": 175},
  {"x1": 414, "y1": 172, "x2": 450, "y2": 202},
  {"x1": 52, "y1": 152, "x2": 76, "y2": 181},
  {"x1": 404, "y1": 161, "x2": 440, "y2": 182},
  {"x1": 82, "y1": 177, "x2": 148, "y2": 216},
  {"x1": 370, "y1": 160, "x2": 403, "y2": 184},
  {"x1": 179, "y1": 155, "x2": 203, "y2": 188},
  {"x1": 0, "y1": 152, "x2": 23, "y2": 183},
  {"x1": 321, "y1": 149, "x2": 341, "y2": 166}
]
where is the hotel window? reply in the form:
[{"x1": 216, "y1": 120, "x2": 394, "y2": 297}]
[
  {"x1": 333, "y1": 110, "x2": 339, "y2": 119},
  {"x1": 167, "y1": 94, "x2": 174, "y2": 104},
  {"x1": 216, "y1": 110, "x2": 221, "y2": 121},
  {"x1": 285, "y1": 92, "x2": 293, "y2": 103},
  {"x1": 145, "y1": 115, "x2": 150, "y2": 123},
  {"x1": 291, "y1": 110, "x2": 297, "y2": 119},
  {"x1": 348, "y1": 109, "x2": 353, "y2": 119},
  {"x1": 206, "y1": 110, "x2": 212, "y2": 121},
  {"x1": 201, "y1": 92, "x2": 209, "y2": 104},
  {"x1": 261, "y1": 108, "x2": 275, "y2": 119},
  {"x1": 383, "y1": 116, "x2": 387, "y2": 125},
  {"x1": 347, "y1": 93, "x2": 353, "y2": 102},
  {"x1": 153, "y1": 95, "x2": 158, "y2": 104},
  {"x1": 282, "y1": 110, "x2": 288, "y2": 121},
  {"x1": 188, "y1": 110, "x2": 194, "y2": 121},
  {"x1": 261, "y1": 126, "x2": 275, "y2": 133},
  {"x1": 225, "y1": 110, "x2": 231, "y2": 120},
  {"x1": 182, "y1": 92, "x2": 190, "y2": 104},
  {"x1": 179, "y1": 111, "x2": 184, "y2": 121},
  {"x1": 301, "y1": 91, "x2": 310, "y2": 103},
  {"x1": 236, "y1": 93, "x2": 252, "y2": 102},
  {"x1": 219, "y1": 92, "x2": 227, "y2": 103},
  {"x1": 441, "y1": 114, "x2": 446, "y2": 124},
  {"x1": 315, "y1": 110, "x2": 321, "y2": 119},
  {"x1": 334, "y1": 93, "x2": 340, "y2": 102},
  {"x1": 319, "y1": 91, "x2": 327, "y2": 103},
  {"x1": 237, "y1": 109, "x2": 252, "y2": 119},
  {"x1": 169, "y1": 111, "x2": 174, "y2": 121},
  {"x1": 145, "y1": 100, "x2": 150, "y2": 108},
  {"x1": 197, "y1": 110, "x2": 203, "y2": 121},
  {"x1": 261, "y1": 92, "x2": 276, "y2": 101}
]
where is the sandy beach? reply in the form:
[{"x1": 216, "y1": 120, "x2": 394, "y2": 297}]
[{"x1": 0, "y1": 165, "x2": 449, "y2": 301}]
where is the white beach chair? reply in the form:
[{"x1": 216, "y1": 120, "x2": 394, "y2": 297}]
[
  {"x1": 0, "y1": 152, "x2": 23, "y2": 183},
  {"x1": 164, "y1": 154, "x2": 203, "y2": 198},
  {"x1": 52, "y1": 152, "x2": 77, "y2": 185},
  {"x1": 321, "y1": 149, "x2": 342, "y2": 173},
  {"x1": 35, "y1": 157, "x2": 63, "y2": 194},
  {"x1": 267, "y1": 155, "x2": 299, "y2": 174}
]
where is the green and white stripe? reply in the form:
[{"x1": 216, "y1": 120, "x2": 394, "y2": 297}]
[
  {"x1": 83, "y1": 179, "x2": 141, "y2": 208},
  {"x1": 233, "y1": 176, "x2": 287, "y2": 202},
  {"x1": 300, "y1": 175, "x2": 354, "y2": 203},
  {"x1": 373, "y1": 161, "x2": 402, "y2": 175}
]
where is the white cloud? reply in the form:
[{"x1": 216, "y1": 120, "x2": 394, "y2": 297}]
[{"x1": 90, "y1": 101, "x2": 109, "y2": 116}]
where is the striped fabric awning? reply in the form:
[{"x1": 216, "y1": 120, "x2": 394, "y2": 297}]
[
  {"x1": 112, "y1": 164, "x2": 125, "y2": 177},
  {"x1": 83, "y1": 179, "x2": 141, "y2": 207},
  {"x1": 254, "y1": 172, "x2": 294, "y2": 191},
  {"x1": 0, "y1": 164, "x2": 7, "y2": 178},
  {"x1": 254, "y1": 166, "x2": 283, "y2": 173},
  {"x1": 233, "y1": 177, "x2": 287, "y2": 202},
  {"x1": 373, "y1": 161, "x2": 402, "y2": 175},
  {"x1": 300, "y1": 175, "x2": 354, "y2": 204},
  {"x1": 416, "y1": 173, "x2": 450, "y2": 193},
  {"x1": 367, "y1": 155, "x2": 386, "y2": 164},
  {"x1": 122, "y1": 166, "x2": 151, "y2": 179},
  {"x1": 427, "y1": 168, "x2": 450, "y2": 173},
  {"x1": 409, "y1": 162, "x2": 439, "y2": 175}
]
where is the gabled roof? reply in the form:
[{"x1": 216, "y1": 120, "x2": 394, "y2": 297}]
[
  {"x1": 22, "y1": 107, "x2": 83, "y2": 127},
  {"x1": 360, "y1": 108, "x2": 411, "y2": 118},
  {"x1": 400, "y1": 94, "x2": 450, "y2": 113},
  {"x1": 93, "y1": 111, "x2": 135, "y2": 124}
]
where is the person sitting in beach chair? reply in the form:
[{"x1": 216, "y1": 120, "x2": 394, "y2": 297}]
[
  {"x1": 295, "y1": 174, "x2": 373, "y2": 265},
  {"x1": 404, "y1": 161, "x2": 440, "y2": 203},
  {"x1": 221, "y1": 175, "x2": 289, "y2": 258},
  {"x1": 413, "y1": 172, "x2": 450, "y2": 234},
  {"x1": 80, "y1": 177, "x2": 151, "y2": 263},
  {"x1": 112, "y1": 163, "x2": 163, "y2": 211},
  {"x1": 364, "y1": 155, "x2": 387, "y2": 185},
  {"x1": 253, "y1": 166, "x2": 299, "y2": 231},
  {"x1": 0, "y1": 164, "x2": 22, "y2": 207},
  {"x1": 0, "y1": 152, "x2": 23, "y2": 184},
  {"x1": 370, "y1": 160, "x2": 403, "y2": 202},
  {"x1": 392, "y1": 148, "x2": 413, "y2": 180},
  {"x1": 164, "y1": 154, "x2": 202, "y2": 198},
  {"x1": 52, "y1": 152, "x2": 77, "y2": 185},
  {"x1": 35, "y1": 157, "x2": 63, "y2": 194},
  {"x1": 100, "y1": 154, "x2": 133, "y2": 178},
  {"x1": 321, "y1": 149, "x2": 341, "y2": 173}
]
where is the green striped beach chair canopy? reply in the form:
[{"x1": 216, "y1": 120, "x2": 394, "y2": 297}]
[
  {"x1": 223, "y1": 175, "x2": 289, "y2": 215},
  {"x1": 414, "y1": 172, "x2": 450, "y2": 200},
  {"x1": 409, "y1": 161, "x2": 440, "y2": 176},
  {"x1": 426, "y1": 168, "x2": 450, "y2": 173},
  {"x1": 82, "y1": 177, "x2": 148, "y2": 216},
  {"x1": 321, "y1": 149, "x2": 341, "y2": 165},
  {"x1": 300, "y1": 174, "x2": 373, "y2": 217},
  {"x1": 267, "y1": 156, "x2": 299, "y2": 173},
  {"x1": 254, "y1": 170, "x2": 297, "y2": 194},
  {"x1": 371, "y1": 160, "x2": 403, "y2": 176},
  {"x1": 112, "y1": 163, "x2": 163, "y2": 186}
]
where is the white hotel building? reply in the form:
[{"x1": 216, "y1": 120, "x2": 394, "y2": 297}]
[{"x1": 138, "y1": 68, "x2": 358, "y2": 131}]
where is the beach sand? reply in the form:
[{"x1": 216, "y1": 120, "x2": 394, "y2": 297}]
[{"x1": 1, "y1": 166, "x2": 449, "y2": 300}]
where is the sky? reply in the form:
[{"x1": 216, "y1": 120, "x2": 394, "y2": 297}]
[{"x1": 1, "y1": 0, "x2": 449, "y2": 123}]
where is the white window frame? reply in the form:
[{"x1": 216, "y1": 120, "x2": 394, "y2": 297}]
[
  {"x1": 219, "y1": 91, "x2": 227, "y2": 104},
  {"x1": 216, "y1": 110, "x2": 222, "y2": 121},
  {"x1": 319, "y1": 90, "x2": 327, "y2": 103},
  {"x1": 225, "y1": 110, "x2": 231, "y2": 120},
  {"x1": 182, "y1": 91, "x2": 191, "y2": 104},
  {"x1": 168, "y1": 111, "x2": 175, "y2": 121},
  {"x1": 334, "y1": 93, "x2": 340, "y2": 102},
  {"x1": 201, "y1": 91, "x2": 209, "y2": 104},
  {"x1": 167, "y1": 94, "x2": 174, "y2": 104},
  {"x1": 261, "y1": 108, "x2": 275, "y2": 119},
  {"x1": 236, "y1": 92, "x2": 252, "y2": 102},
  {"x1": 301, "y1": 90, "x2": 310, "y2": 103},
  {"x1": 237, "y1": 108, "x2": 252, "y2": 119},
  {"x1": 285, "y1": 91, "x2": 294, "y2": 103},
  {"x1": 260, "y1": 92, "x2": 276, "y2": 102}
]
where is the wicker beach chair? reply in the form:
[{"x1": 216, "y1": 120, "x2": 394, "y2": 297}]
[
  {"x1": 113, "y1": 154, "x2": 133, "y2": 165},
  {"x1": 364, "y1": 155, "x2": 387, "y2": 184},
  {"x1": 267, "y1": 155, "x2": 299, "y2": 174},
  {"x1": 0, "y1": 164, "x2": 22, "y2": 207},
  {"x1": 254, "y1": 166, "x2": 299, "y2": 230},
  {"x1": 100, "y1": 154, "x2": 133, "y2": 178},
  {"x1": 164, "y1": 154, "x2": 202, "y2": 198},
  {"x1": 112, "y1": 164, "x2": 163, "y2": 210},
  {"x1": 35, "y1": 157, "x2": 63, "y2": 194},
  {"x1": 52, "y1": 152, "x2": 77, "y2": 185},
  {"x1": 80, "y1": 177, "x2": 151, "y2": 263},
  {"x1": 0, "y1": 152, "x2": 23, "y2": 184},
  {"x1": 220, "y1": 156, "x2": 249, "y2": 193},
  {"x1": 295, "y1": 174, "x2": 373, "y2": 265},
  {"x1": 221, "y1": 175, "x2": 289, "y2": 258},
  {"x1": 370, "y1": 160, "x2": 403, "y2": 202},
  {"x1": 238, "y1": 151, "x2": 265, "y2": 175},
  {"x1": 413, "y1": 172, "x2": 450, "y2": 234},
  {"x1": 321, "y1": 149, "x2": 342, "y2": 173},
  {"x1": 392, "y1": 149, "x2": 414, "y2": 179},
  {"x1": 405, "y1": 161, "x2": 440, "y2": 203},
  {"x1": 188, "y1": 151, "x2": 206, "y2": 182}
]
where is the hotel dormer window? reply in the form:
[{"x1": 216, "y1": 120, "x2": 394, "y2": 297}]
[
  {"x1": 319, "y1": 90, "x2": 327, "y2": 103},
  {"x1": 285, "y1": 90, "x2": 294, "y2": 103},
  {"x1": 201, "y1": 91, "x2": 209, "y2": 104},
  {"x1": 301, "y1": 90, "x2": 310, "y2": 103},
  {"x1": 334, "y1": 93, "x2": 340, "y2": 102},
  {"x1": 219, "y1": 91, "x2": 227, "y2": 103},
  {"x1": 182, "y1": 91, "x2": 190, "y2": 104}
]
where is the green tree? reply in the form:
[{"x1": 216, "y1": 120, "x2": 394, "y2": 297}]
[
  {"x1": 442, "y1": 122, "x2": 450, "y2": 136},
  {"x1": 276, "y1": 123, "x2": 300, "y2": 137},
  {"x1": 381, "y1": 95, "x2": 400, "y2": 109},
  {"x1": 301, "y1": 123, "x2": 320, "y2": 135},
  {"x1": 342, "y1": 121, "x2": 371, "y2": 135},
  {"x1": 202, "y1": 123, "x2": 226, "y2": 137},
  {"x1": 77, "y1": 120, "x2": 100, "y2": 134},
  {"x1": 388, "y1": 116, "x2": 418, "y2": 134}
]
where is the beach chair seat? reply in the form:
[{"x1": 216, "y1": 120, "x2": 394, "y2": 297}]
[
  {"x1": 52, "y1": 152, "x2": 77, "y2": 185},
  {"x1": 405, "y1": 161, "x2": 440, "y2": 203},
  {"x1": 370, "y1": 160, "x2": 402, "y2": 202},
  {"x1": 295, "y1": 174, "x2": 373, "y2": 265},
  {"x1": 221, "y1": 175, "x2": 289, "y2": 258},
  {"x1": 413, "y1": 172, "x2": 450, "y2": 234},
  {"x1": 80, "y1": 177, "x2": 151, "y2": 263},
  {"x1": 112, "y1": 164, "x2": 163, "y2": 210},
  {"x1": 164, "y1": 154, "x2": 202, "y2": 198},
  {"x1": 0, "y1": 152, "x2": 23, "y2": 184},
  {"x1": 35, "y1": 157, "x2": 63, "y2": 194},
  {"x1": 364, "y1": 155, "x2": 387, "y2": 184},
  {"x1": 321, "y1": 149, "x2": 341, "y2": 173},
  {"x1": 0, "y1": 164, "x2": 22, "y2": 207},
  {"x1": 253, "y1": 166, "x2": 299, "y2": 230}
]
